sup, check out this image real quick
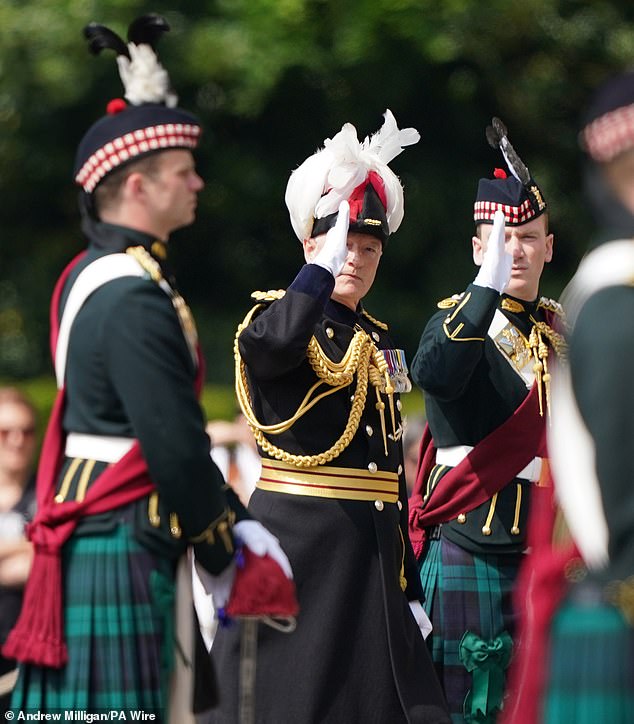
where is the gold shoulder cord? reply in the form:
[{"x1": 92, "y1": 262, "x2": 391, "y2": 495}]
[
  {"x1": 528, "y1": 315, "x2": 568, "y2": 418},
  {"x1": 234, "y1": 306, "x2": 397, "y2": 467},
  {"x1": 126, "y1": 246, "x2": 198, "y2": 358}
]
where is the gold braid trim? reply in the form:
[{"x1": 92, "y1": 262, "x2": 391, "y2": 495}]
[
  {"x1": 234, "y1": 307, "x2": 396, "y2": 467},
  {"x1": 361, "y1": 309, "x2": 389, "y2": 330},
  {"x1": 528, "y1": 317, "x2": 568, "y2": 417}
]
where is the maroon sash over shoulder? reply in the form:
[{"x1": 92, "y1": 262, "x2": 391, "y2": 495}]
[
  {"x1": 3, "y1": 253, "x2": 205, "y2": 668},
  {"x1": 408, "y1": 382, "x2": 547, "y2": 559}
]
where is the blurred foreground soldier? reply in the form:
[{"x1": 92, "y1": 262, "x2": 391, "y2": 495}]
[
  {"x1": 3, "y1": 15, "x2": 292, "y2": 719},
  {"x1": 504, "y1": 71, "x2": 634, "y2": 724},
  {"x1": 408, "y1": 120, "x2": 566, "y2": 723},
  {"x1": 211, "y1": 112, "x2": 450, "y2": 724}
]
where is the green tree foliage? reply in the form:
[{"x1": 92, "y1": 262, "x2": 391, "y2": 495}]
[{"x1": 2, "y1": 0, "x2": 634, "y2": 387}]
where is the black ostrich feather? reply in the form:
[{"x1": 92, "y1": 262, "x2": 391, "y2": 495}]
[
  {"x1": 127, "y1": 14, "x2": 171, "y2": 48},
  {"x1": 83, "y1": 23, "x2": 129, "y2": 58},
  {"x1": 485, "y1": 116, "x2": 531, "y2": 185}
]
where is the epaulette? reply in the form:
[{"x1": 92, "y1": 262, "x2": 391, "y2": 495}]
[
  {"x1": 538, "y1": 296, "x2": 565, "y2": 317},
  {"x1": 250, "y1": 289, "x2": 286, "y2": 302},
  {"x1": 362, "y1": 309, "x2": 388, "y2": 331},
  {"x1": 437, "y1": 293, "x2": 465, "y2": 309}
]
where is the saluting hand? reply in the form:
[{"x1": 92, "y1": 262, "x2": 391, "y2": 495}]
[
  {"x1": 312, "y1": 200, "x2": 350, "y2": 278},
  {"x1": 474, "y1": 209, "x2": 512, "y2": 293}
]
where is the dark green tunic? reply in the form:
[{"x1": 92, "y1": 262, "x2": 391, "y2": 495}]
[{"x1": 12, "y1": 221, "x2": 246, "y2": 718}]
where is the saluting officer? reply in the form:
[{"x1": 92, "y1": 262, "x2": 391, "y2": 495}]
[
  {"x1": 408, "y1": 120, "x2": 566, "y2": 723},
  {"x1": 3, "y1": 15, "x2": 290, "y2": 719},
  {"x1": 211, "y1": 111, "x2": 450, "y2": 724}
]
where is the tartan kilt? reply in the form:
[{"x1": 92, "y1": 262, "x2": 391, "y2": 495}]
[
  {"x1": 11, "y1": 522, "x2": 175, "y2": 719},
  {"x1": 419, "y1": 535, "x2": 521, "y2": 723},
  {"x1": 543, "y1": 594, "x2": 634, "y2": 724}
]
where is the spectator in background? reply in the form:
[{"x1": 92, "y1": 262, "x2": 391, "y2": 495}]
[
  {"x1": 206, "y1": 412, "x2": 260, "y2": 507},
  {"x1": 402, "y1": 414, "x2": 426, "y2": 497},
  {"x1": 0, "y1": 388, "x2": 36, "y2": 715}
]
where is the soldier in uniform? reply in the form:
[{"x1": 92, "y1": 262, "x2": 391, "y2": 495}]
[
  {"x1": 3, "y1": 15, "x2": 291, "y2": 719},
  {"x1": 408, "y1": 120, "x2": 566, "y2": 723},
  {"x1": 504, "y1": 71, "x2": 634, "y2": 724},
  {"x1": 210, "y1": 112, "x2": 450, "y2": 724}
]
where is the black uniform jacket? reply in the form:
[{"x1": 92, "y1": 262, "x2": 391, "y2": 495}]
[
  {"x1": 211, "y1": 263, "x2": 450, "y2": 724},
  {"x1": 55, "y1": 219, "x2": 247, "y2": 574}
]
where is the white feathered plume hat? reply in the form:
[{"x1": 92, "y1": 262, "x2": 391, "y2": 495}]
[
  {"x1": 285, "y1": 110, "x2": 420, "y2": 245},
  {"x1": 74, "y1": 14, "x2": 201, "y2": 194}
]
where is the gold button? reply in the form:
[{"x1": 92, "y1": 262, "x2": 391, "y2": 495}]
[
  {"x1": 372, "y1": 331, "x2": 380, "y2": 342},
  {"x1": 366, "y1": 425, "x2": 373, "y2": 437},
  {"x1": 368, "y1": 462, "x2": 378, "y2": 473},
  {"x1": 457, "y1": 513, "x2": 466, "y2": 524},
  {"x1": 397, "y1": 500, "x2": 403, "y2": 511},
  {"x1": 511, "y1": 526, "x2": 520, "y2": 535},
  {"x1": 326, "y1": 327, "x2": 334, "y2": 339},
  {"x1": 374, "y1": 500, "x2": 384, "y2": 511},
  {"x1": 397, "y1": 464, "x2": 403, "y2": 475},
  {"x1": 482, "y1": 525, "x2": 492, "y2": 536}
]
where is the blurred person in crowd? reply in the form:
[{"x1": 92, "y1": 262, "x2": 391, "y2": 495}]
[
  {"x1": 408, "y1": 119, "x2": 566, "y2": 723},
  {"x1": 3, "y1": 15, "x2": 291, "y2": 719},
  {"x1": 0, "y1": 388, "x2": 36, "y2": 715},
  {"x1": 504, "y1": 70, "x2": 634, "y2": 724},
  {"x1": 403, "y1": 414, "x2": 426, "y2": 497},
  {"x1": 211, "y1": 111, "x2": 450, "y2": 723},
  {"x1": 207, "y1": 412, "x2": 260, "y2": 507}
]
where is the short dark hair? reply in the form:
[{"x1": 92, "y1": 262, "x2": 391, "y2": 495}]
[{"x1": 93, "y1": 153, "x2": 164, "y2": 217}]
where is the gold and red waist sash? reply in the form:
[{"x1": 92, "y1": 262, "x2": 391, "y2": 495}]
[{"x1": 257, "y1": 458, "x2": 399, "y2": 503}]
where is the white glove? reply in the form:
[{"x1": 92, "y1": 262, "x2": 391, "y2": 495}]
[
  {"x1": 473, "y1": 209, "x2": 512, "y2": 293},
  {"x1": 234, "y1": 520, "x2": 293, "y2": 579},
  {"x1": 194, "y1": 557, "x2": 237, "y2": 611},
  {"x1": 409, "y1": 600, "x2": 433, "y2": 640},
  {"x1": 312, "y1": 200, "x2": 350, "y2": 277}
]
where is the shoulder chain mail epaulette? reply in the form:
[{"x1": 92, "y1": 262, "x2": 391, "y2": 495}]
[{"x1": 251, "y1": 289, "x2": 286, "y2": 302}]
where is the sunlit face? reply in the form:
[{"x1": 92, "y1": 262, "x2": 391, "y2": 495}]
[
  {"x1": 0, "y1": 402, "x2": 36, "y2": 479},
  {"x1": 142, "y1": 150, "x2": 204, "y2": 238},
  {"x1": 472, "y1": 215, "x2": 553, "y2": 301},
  {"x1": 304, "y1": 232, "x2": 383, "y2": 310}
]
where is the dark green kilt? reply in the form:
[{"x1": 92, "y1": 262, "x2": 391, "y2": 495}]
[
  {"x1": 419, "y1": 536, "x2": 521, "y2": 723},
  {"x1": 543, "y1": 592, "x2": 634, "y2": 724},
  {"x1": 11, "y1": 522, "x2": 175, "y2": 719}
]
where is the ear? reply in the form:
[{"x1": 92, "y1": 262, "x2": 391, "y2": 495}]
[
  {"x1": 122, "y1": 172, "x2": 145, "y2": 201},
  {"x1": 472, "y1": 235, "x2": 484, "y2": 266},
  {"x1": 302, "y1": 237, "x2": 317, "y2": 264},
  {"x1": 544, "y1": 232, "x2": 554, "y2": 263}
]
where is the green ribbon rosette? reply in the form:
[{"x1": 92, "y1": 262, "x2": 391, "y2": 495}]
[{"x1": 459, "y1": 629, "x2": 513, "y2": 723}]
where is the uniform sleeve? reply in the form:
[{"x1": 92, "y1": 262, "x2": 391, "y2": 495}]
[
  {"x1": 103, "y1": 280, "x2": 241, "y2": 574},
  {"x1": 238, "y1": 264, "x2": 335, "y2": 380},
  {"x1": 411, "y1": 283, "x2": 499, "y2": 400}
]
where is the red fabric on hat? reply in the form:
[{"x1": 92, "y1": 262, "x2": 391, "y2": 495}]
[
  {"x1": 347, "y1": 170, "x2": 387, "y2": 223},
  {"x1": 225, "y1": 548, "x2": 299, "y2": 619}
]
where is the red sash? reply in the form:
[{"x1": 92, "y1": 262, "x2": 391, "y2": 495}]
[
  {"x1": 408, "y1": 382, "x2": 547, "y2": 559},
  {"x1": 3, "y1": 253, "x2": 204, "y2": 668}
]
